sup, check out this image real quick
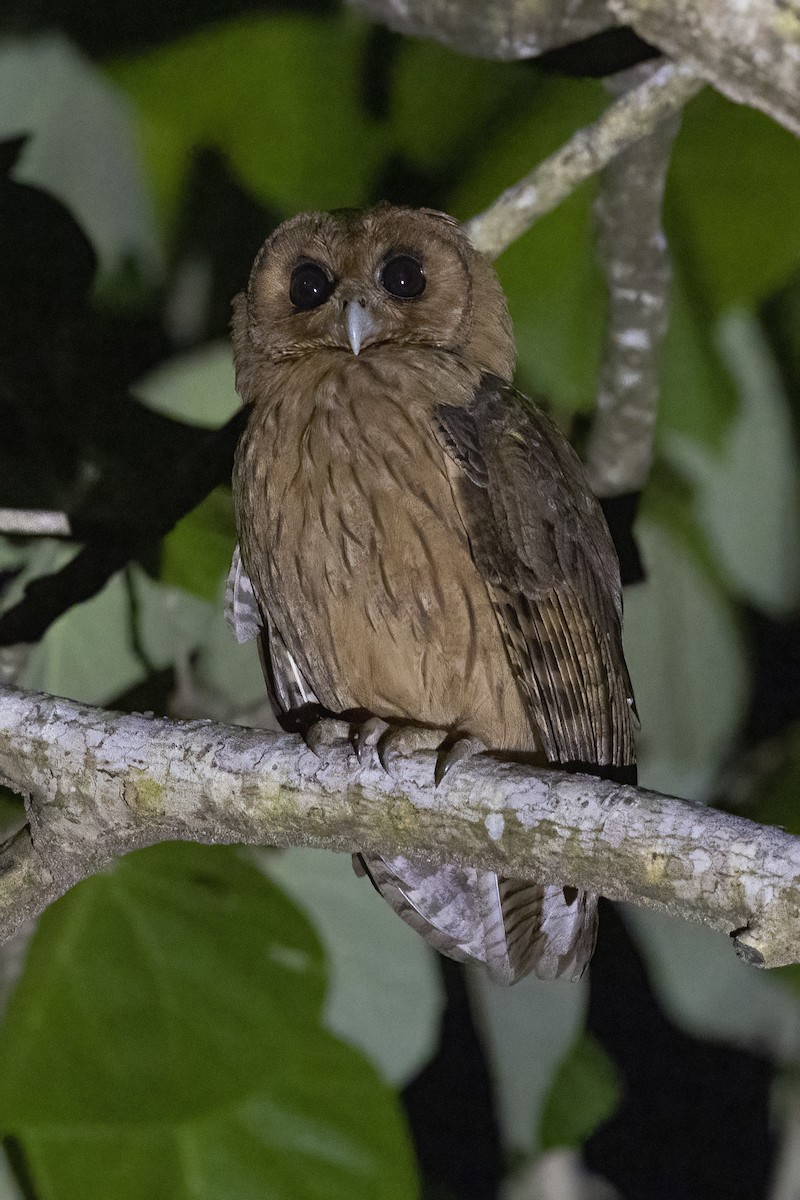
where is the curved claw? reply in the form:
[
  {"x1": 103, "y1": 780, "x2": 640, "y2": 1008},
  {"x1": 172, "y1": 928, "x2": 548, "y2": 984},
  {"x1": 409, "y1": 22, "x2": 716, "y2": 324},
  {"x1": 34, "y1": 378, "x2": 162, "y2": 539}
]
[
  {"x1": 354, "y1": 716, "x2": 390, "y2": 764},
  {"x1": 434, "y1": 737, "x2": 486, "y2": 788},
  {"x1": 304, "y1": 717, "x2": 350, "y2": 757},
  {"x1": 377, "y1": 725, "x2": 446, "y2": 777}
]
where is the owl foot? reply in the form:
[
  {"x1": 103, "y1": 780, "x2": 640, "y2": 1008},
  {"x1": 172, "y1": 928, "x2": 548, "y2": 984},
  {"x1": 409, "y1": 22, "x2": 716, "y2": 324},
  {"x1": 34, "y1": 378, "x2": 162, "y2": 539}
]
[
  {"x1": 303, "y1": 717, "x2": 351, "y2": 756},
  {"x1": 354, "y1": 716, "x2": 390, "y2": 764},
  {"x1": 376, "y1": 725, "x2": 448, "y2": 775},
  {"x1": 434, "y1": 737, "x2": 486, "y2": 787},
  {"x1": 307, "y1": 714, "x2": 486, "y2": 788},
  {"x1": 370, "y1": 724, "x2": 486, "y2": 787}
]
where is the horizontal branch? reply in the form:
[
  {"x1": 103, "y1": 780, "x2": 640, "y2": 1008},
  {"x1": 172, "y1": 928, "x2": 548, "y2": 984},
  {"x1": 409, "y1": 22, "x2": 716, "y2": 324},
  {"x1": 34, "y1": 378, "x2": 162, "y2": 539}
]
[
  {"x1": 1, "y1": 687, "x2": 799, "y2": 969},
  {"x1": 0, "y1": 510, "x2": 71, "y2": 537},
  {"x1": 464, "y1": 59, "x2": 703, "y2": 260}
]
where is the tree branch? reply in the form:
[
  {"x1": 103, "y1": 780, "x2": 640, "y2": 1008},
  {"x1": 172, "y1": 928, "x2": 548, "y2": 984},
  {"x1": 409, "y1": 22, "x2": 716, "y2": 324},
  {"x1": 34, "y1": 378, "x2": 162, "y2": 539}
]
[
  {"x1": 583, "y1": 61, "x2": 681, "y2": 497},
  {"x1": 464, "y1": 59, "x2": 703, "y2": 261},
  {"x1": 1, "y1": 686, "x2": 798, "y2": 970},
  {"x1": 608, "y1": 0, "x2": 800, "y2": 139},
  {"x1": 0, "y1": 510, "x2": 71, "y2": 537},
  {"x1": 348, "y1": 0, "x2": 614, "y2": 60},
  {"x1": 350, "y1": 0, "x2": 800, "y2": 139}
]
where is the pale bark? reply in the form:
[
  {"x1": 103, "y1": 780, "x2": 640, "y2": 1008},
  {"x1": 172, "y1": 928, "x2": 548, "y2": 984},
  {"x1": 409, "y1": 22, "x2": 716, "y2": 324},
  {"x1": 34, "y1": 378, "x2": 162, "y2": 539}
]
[
  {"x1": 0, "y1": 510, "x2": 71, "y2": 537},
  {"x1": 608, "y1": 0, "x2": 800, "y2": 139},
  {"x1": 348, "y1": 0, "x2": 614, "y2": 60},
  {"x1": 349, "y1": 0, "x2": 800, "y2": 138},
  {"x1": 464, "y1": 61, "x2": 702, "y2": 261},
  {"x1": 1, "y1": 686, "x2": 798, "y2": 970},
  {"x1": 583, "y1": 61, "x2": 680, "y2": 496}
]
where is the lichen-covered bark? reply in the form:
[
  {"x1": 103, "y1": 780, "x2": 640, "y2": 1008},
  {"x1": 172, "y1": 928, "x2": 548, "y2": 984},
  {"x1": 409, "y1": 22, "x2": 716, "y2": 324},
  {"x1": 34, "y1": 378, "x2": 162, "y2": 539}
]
[
  {"x1": 349, "y1": 0, "x2": 800, "y2": 138},
  {"x1": 348, "y1": 0, "x2": 614, "y2": 60},
  {"x1": 584, "y1": 61, "x2": 680, "y2": 496},
  {"x1": 464, "y1": 61, "x2": 702, "y2": 261},
  {"x1": 609, "y1": 0, "x2": 800, "y2": 138},
  {"x1": 1, "y1": 686, "x2": 799, "y2": 969}
]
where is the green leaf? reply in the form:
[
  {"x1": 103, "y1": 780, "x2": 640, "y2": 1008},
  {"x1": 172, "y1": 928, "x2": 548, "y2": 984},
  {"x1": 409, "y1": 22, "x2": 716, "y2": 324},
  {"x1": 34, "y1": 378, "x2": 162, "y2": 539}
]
[
  {"x1": 107, "y1": 14, "x2": 387, "y2": 228},
  {"x1": 0, "y1": 35, "x2": 162, "y2": 280},
  {"x1": 17, "y1": 566, "x2": 212, "y2": 705},
  {"x1": 468, "y1": 970, "x2": 588, "y2": 1155},
  {"x1": 669, "y1": 89, "x2": 800, "y2": 310},
  {"x1": 263, "y1": 849, "x2": 442, "y2": 1087},
  {"x1": 657, "y1": 267, "x2": 738, "y2": 450},
  {"x1": 622, "y1": 510, "x2": 747, "y2": 800},
  {"x1": 451, "y1": 77, "x2": 606, "y2": 414},
  {"x1": 132, "y1": 341, "x2": 239, "y2": 429},
  {"x1": 663, "y1": 311, "x2": 800, "y2": 614},
  {"x1": 0, "y1": 843, "x2": 418, "y2": 1200},
  {"x1": 161, "y1": 487, "x2": 237, "y2": 603},
  {"x1": 538, "y1": 1033, "x2": 620, "y2": 1151},
  {"x1": 390, "y1": 39, "x2": 530, "y2": 174}
]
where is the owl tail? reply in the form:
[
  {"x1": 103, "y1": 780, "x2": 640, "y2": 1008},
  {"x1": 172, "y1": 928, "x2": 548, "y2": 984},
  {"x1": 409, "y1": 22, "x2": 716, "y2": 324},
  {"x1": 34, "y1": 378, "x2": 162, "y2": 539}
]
[{"x1": 355, "y1": 852, "x2": 597, "y2": 985}]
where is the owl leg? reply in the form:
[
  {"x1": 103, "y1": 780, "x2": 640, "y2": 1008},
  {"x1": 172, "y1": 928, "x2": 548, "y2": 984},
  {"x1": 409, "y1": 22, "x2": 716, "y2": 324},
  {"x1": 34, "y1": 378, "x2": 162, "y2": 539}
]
[
  {"x1": 375, "y1": 725, "x2": 486, "y2": 786},
  {"x1": 303, "y1": 716, "x2": 351, "y2": 755}
]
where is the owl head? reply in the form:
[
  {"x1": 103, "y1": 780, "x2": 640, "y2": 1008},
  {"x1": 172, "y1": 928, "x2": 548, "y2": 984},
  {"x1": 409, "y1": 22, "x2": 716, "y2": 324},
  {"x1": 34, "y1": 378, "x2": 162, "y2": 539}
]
[{"x1": 232, "y1": 205, "x2": 515, "y2": 386}]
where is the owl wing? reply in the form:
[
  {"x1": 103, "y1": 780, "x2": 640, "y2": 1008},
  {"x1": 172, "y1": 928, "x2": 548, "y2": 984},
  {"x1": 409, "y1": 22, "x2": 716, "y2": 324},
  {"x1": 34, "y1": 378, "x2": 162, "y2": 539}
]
[
  {"x1": 225, "y1": 544, "x2": 321, "y2": 728},
  {"x1": 436, "y1": 373, "x2": 636, "y2": 771}
]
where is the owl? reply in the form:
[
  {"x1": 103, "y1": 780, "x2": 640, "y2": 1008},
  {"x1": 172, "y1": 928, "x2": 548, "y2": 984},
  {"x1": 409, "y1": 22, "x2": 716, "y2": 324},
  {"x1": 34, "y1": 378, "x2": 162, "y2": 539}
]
[{"x1": 228, "y1": 204, "x2": 636, "y2": 984}]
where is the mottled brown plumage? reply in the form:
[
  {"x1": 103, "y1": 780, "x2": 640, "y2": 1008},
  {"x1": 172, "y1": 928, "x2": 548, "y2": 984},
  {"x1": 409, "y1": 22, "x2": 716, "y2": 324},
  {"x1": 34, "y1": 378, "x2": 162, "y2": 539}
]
[{"x1": 229, "y1": 204, "x2": 636, "y2": 984}]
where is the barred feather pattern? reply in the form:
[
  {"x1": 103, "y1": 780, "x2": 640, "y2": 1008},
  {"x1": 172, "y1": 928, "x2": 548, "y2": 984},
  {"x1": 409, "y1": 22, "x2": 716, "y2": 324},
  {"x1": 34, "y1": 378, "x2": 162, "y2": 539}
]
[{"x1": 230, "y1": 207, "x2": 635, "y2": 985}]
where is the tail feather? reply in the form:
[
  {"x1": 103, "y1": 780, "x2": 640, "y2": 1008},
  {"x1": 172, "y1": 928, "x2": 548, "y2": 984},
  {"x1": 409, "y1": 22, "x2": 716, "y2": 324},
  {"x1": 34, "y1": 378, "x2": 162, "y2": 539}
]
[{"x1": 356, "y1": 852, "x2": 597, "y2": 985}]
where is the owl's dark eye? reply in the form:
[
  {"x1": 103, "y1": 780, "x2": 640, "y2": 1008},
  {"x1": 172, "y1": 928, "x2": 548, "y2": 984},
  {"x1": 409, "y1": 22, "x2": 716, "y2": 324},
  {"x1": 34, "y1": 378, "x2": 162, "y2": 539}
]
[
  {"x1": 380, "y1": 255, "x2": 425, "y2": 299},
  {"x1": 289, "y1": 262, "x2": 334, "y2": 311}
]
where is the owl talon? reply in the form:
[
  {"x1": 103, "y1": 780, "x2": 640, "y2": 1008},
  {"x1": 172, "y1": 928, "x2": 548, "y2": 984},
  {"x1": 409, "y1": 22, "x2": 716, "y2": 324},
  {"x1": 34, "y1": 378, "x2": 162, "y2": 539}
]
[
  {"x1": 304, "y1": 717, "x2": 351, "y2": 757},
  {"x1": 354, "y1": 716, "x2": 390, "y2": 764},
  {"x1": 377, "y1": 725, "x2": 447, "y2": 776},
  {"x1": 435, "y1": 737, "x2": 487, "y2": 787}
]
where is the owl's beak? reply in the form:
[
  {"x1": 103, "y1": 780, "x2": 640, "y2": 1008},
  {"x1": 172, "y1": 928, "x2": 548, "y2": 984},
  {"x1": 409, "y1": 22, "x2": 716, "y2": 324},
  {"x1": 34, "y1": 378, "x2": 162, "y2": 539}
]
[{"x1": 344, "y1": 300, "x2": 379, "y2": 356}]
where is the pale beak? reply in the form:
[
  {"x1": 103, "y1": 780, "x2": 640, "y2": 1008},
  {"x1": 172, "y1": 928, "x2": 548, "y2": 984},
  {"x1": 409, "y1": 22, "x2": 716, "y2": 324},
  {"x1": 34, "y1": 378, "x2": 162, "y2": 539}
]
[{"x1": 345, "y1": 300, "x2": 379, "y2": 356}]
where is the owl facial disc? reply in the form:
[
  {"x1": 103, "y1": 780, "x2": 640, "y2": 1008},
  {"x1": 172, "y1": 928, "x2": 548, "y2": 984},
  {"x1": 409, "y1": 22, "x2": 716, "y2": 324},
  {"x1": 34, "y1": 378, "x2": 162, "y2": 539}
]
[{"x1": 345, "y1": 300, "x2": 379, "y2": 356}]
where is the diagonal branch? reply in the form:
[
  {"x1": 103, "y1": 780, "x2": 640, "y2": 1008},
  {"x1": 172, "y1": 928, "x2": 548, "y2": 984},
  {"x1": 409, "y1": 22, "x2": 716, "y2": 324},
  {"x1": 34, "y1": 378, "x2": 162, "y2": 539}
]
[
  {"x1": 1, "y1": 686, "x2": 798, "y2": 970},
  {"x1": 464, "y1": 59, "x2": 702, "y2": 260}
]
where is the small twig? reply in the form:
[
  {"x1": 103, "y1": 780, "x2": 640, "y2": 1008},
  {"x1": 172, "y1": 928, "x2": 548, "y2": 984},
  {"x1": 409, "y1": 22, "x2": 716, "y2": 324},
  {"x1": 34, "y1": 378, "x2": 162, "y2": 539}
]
[
  {"x1": 584, "y1": 61, "x2": 683, "y2": 496},
  {"x1": 0, "y1": 686, "x2": 798, "y2": 970},
  {"x1": 465, "y1": 60, "x2": 703, "y2": 260},
  {"x1": 0, "y1": 510, "x2": 71, "y2": 538}
]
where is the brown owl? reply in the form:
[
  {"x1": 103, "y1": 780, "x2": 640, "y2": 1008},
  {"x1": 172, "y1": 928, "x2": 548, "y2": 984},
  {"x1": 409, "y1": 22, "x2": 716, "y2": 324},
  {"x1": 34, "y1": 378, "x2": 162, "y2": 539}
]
[{"x1": 228, "y1": 204, "x2": 636, "y2": 984}]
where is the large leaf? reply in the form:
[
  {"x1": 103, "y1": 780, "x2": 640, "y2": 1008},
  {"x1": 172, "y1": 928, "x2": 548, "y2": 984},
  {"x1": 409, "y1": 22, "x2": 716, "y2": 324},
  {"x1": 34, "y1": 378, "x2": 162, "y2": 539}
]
[
  {"x1": 263, "y1": 849, "x2": 442, "y2": 1087},
  {"x1": 664, "y1": 311, "x2": 800, "y2": 616},
  {"x1": 390, "y1": 38, "x2": 531, "y2": 174},
  {"x1": 0, "y1": 34, "x2": 161, "y2": 279},
  {"x1": 669, "y1": 89, "x2": 800, "y2": 311},
  {"x1": 626, "y1": 904, "x2": 800, "y2": 1063},
  {"x1": 657, "y1": 267, "x2": 738, "y2": 450},
  {"x1": 622, "y1": 510, "x2": 747, "y2": 800},
  {"x1": 451, "y1": 76, "x2": 606, "y2": 414},
  {"x1": 17, "y1": 566, "x2": 212, "y2": 705},
  {"x1": 161, "y1": 487, "x2": 237, "y2": 603},
  {"x1": 133, "y1": 340, "x2": 239, "y2": 428},
  {"x1": 107, "y1": 14, "x2": 388, "y2": 227},
  {"x1": 467, "y1": 969, "x2": 588, "y2": 1154},
  {"x1": 0, "y1": 843, "x2": 418, "y2": 1200},
  {"x1": 538, "y1": 1033, "x2": 620, "y2": 1151}
]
